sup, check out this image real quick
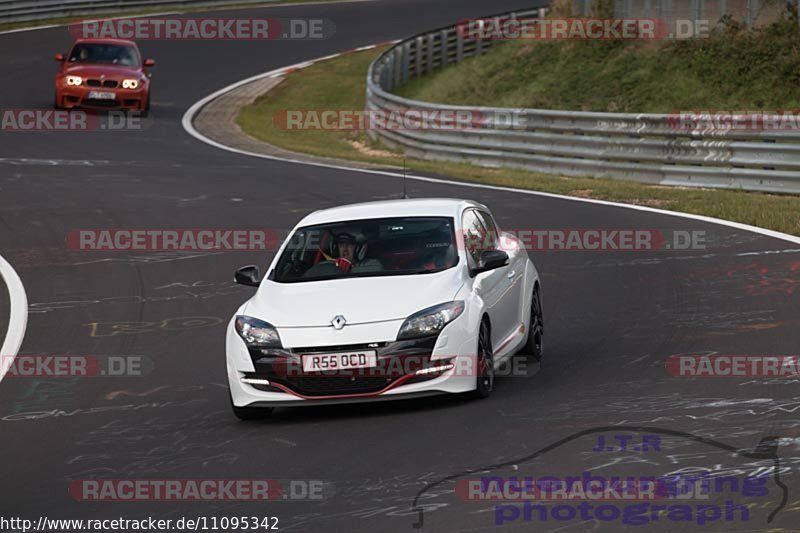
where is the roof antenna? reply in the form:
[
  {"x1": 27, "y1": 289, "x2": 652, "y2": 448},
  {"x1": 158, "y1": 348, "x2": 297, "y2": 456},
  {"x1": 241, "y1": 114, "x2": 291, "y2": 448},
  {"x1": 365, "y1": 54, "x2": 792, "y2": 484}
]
[{"x1": 402, "y1": 157, "x2": 410, "y2": 199}]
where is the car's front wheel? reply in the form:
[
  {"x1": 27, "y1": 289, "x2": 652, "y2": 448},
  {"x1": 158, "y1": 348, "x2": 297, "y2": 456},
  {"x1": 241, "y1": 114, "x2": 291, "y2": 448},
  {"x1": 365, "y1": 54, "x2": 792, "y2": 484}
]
[
  {"x1": 523, "y1": 286, "x2": 544, "y2": 362},
  {"x1": 230, "y1": 390, "x2": 274, "y2": 421},
  {"x1": 473, "y1": 320, "x2": 494, "y2": 398}
]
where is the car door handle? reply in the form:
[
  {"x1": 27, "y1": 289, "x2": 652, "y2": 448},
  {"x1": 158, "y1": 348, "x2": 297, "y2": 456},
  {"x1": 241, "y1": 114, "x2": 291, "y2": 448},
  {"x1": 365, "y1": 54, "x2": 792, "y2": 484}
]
[{"x1": 507, "y1": 270, "x2": 515, "y2": 279}]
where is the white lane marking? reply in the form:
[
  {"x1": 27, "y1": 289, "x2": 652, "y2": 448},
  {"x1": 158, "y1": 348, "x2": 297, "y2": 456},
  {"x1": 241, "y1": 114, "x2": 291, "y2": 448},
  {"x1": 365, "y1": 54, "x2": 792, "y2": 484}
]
[
  {"x1": 0, "y1": 253, "x2": 28, "y2": 383},
  {"x1": 182, "y1": 49, "x2": 800, "y2": 249},
  {"x1": 0, "y1": 158, "x2": 110, "y2": 166},
  {"x1": 736, "y1": 248, "x2": 800, "y2": 257},
  {"x1": 0, "y1": 0, "x2": 374, "y2": 36}
]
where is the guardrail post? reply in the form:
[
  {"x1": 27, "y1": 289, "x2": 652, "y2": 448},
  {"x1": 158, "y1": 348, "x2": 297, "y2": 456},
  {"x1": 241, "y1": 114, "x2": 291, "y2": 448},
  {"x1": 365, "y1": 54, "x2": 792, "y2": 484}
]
[
  {"x1": 393, "y1": 46, "x2": 403, "y2": 88},
  {"x1": 456, "y1": 26, "x2": 464, "y2": 63},
  {"x1": 613, "y1": 0, "x2": 623, "y2": 18},
  {"x1": 427, "y1": 33, "x2": 435, "y2": 73},
  {"x1": 415, "y1": 35, "x2": 424, "y2": 76},
  {"x1": 380, "y1": 61, "x2": 391, "y2": 91},
  {"x1": 475, "y1": 20, "x2": 485, "y2": 56},
  {"x1": 440, "y1": 29, "x2": 449, "y2": 66},
  {"x1": 746, "y1": 0, "x2": 756, "y2": 28},
  {"x1": 663, "y1": 0, "x2": 673, "y2": 34},
  {"x1": 402, "y1": 41, "x2": 411, "y2": 83}
]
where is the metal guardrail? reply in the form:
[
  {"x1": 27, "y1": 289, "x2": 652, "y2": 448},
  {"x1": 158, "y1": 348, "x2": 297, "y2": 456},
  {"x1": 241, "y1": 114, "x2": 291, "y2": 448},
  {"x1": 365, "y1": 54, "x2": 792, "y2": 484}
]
[
  {"x1": 365, "y1": 8, "x2": 800, "y2": 194},
  {"x1": 0, "y1": 0, "x2": 283, "y2": 24}
]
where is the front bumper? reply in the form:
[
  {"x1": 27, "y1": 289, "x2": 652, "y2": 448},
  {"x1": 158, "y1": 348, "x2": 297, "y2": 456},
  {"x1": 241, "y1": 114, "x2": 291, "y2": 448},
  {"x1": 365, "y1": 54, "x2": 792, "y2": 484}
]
[
  {"x1": 227, "y1": 317, "x2": 478, "y2": 407},
  {"x1": 56, "y1": 84, "x2": 148, "y2": 111}
]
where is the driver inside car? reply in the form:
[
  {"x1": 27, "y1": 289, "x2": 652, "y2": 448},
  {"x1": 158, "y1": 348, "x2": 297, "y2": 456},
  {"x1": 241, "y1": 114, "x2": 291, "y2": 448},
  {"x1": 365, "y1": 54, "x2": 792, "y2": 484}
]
[
  {"x1": 331, "y1": 232, "x2": 357, "y2": 272},
  {"x1": 314, "y1": 232, "x2": 360, "y2": 273},
  {"x1": 316, "y1": 231, "x2": 383, "y2": 274}
]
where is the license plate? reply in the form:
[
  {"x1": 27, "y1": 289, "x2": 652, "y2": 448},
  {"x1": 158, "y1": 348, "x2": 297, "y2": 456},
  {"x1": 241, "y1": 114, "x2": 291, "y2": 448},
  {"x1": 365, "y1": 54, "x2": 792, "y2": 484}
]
[
  {"x1": 302, "y1": 350, "x2": 377, "y2": 372},
  {"x1": 88, "y1": 91, "x2": 115, "y2": 100}
]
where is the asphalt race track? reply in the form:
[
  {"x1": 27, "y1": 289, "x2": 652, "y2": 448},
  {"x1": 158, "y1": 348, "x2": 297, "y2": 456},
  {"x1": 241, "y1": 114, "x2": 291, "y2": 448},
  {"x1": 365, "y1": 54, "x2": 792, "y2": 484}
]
[{"x1": 2, "y1": 0, "x2": 800, "y2": 531}]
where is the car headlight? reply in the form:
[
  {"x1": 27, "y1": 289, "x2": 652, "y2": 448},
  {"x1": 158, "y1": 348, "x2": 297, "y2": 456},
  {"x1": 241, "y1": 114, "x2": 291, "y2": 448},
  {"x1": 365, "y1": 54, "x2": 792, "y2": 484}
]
[
  {"x1": 122, "y1": 79, "x2": 139, "y2": 89},
  {"x1": 65, "y1": 76, "x2": 82, "y2": 86},
  {"x1": 397, "y1": 301, "x2": 465, "y2": 340},
  {"x1": 235, "y1": 315, "x2": 282, "y2": 348}
]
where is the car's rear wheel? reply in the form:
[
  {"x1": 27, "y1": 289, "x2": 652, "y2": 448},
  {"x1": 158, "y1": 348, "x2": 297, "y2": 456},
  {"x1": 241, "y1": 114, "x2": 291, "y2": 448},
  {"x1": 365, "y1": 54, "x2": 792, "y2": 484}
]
[
  {"x1": 525, "y1": 286, "x2": 544, "y2": 362},
  {"x1": 473, "y1": 320, "x2": 494, "y2": 398},
  {"x1": 230, "y1": 390, "x2": 274, "y2": 420}
]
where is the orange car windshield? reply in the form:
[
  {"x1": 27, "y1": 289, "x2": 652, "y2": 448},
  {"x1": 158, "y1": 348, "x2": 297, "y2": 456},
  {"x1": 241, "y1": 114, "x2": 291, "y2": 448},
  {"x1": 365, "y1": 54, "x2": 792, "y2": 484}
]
[{"x1": 68, "y1": 44, "x2": 139, "y2": 67}]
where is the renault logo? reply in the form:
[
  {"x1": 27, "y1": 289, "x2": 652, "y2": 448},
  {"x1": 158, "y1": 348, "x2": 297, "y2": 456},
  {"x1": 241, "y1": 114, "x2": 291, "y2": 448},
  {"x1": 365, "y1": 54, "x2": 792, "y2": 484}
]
[{"x1": 331, "y1": 315, "x2": 347, "y2": 330}]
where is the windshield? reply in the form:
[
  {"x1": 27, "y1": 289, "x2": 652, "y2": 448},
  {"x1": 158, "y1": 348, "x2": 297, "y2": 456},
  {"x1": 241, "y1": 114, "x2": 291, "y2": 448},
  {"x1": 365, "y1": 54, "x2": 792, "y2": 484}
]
[
  {"x1": 68, "y1": 43, "x2": 140, "y2": 66},
  {"x1": 272, "y1": 216, "x2": 458, "y2": 283}
]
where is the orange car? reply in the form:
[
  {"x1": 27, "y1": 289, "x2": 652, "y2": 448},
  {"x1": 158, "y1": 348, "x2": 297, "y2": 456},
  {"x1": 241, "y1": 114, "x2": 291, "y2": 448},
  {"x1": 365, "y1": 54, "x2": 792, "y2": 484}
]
[{"x1": 54, "y1": 38, "x2": 154, "y2": 114}]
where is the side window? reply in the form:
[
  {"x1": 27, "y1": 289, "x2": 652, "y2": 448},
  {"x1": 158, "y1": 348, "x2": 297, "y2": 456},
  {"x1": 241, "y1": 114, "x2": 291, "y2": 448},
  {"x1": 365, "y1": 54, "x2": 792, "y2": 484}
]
[
  {"x1": 462, "y1": 209, "x2": 489, "y2": 266},
  {"x1": 475, "y1": 211, "x2": 499, "y2": 250}
]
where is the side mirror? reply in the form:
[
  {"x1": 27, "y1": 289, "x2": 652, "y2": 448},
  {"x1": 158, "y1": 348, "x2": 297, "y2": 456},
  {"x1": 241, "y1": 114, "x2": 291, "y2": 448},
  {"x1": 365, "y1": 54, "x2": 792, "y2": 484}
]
[
  {"x1": 234, "y1": 265, "x2": 261, "y2": 287},
  {"x1": 144, "y1": 58, "x2": 155, "y2": 67},
  {"x1": 55, "y1": 53, "x2": 65, "y2": 62},
  {"x1": 471, "y1": 250, "x2": 509, "y2": 276}
]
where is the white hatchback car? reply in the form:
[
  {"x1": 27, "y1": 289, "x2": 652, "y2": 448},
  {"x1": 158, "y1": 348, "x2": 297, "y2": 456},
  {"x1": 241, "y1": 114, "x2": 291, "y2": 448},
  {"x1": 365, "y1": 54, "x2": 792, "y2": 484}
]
[{"x1": 226, "y1": 198, "x2": 543, "y2": 419}]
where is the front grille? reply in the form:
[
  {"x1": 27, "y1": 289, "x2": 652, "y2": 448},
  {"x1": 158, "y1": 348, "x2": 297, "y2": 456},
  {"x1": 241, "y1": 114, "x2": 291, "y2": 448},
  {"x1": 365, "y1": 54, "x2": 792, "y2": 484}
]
[
  {"x1": 246, "y1": 336, "x2": 440, "y2": 397},
  {"x1": 82, "y1": 98, "x2": 119, "y2": 107},
  {"x1": 276, "y1": 375, "x2": 395, "y2": 396},
  {"x1": 86, "y1": 79, "x2": 118, "y2": 88}
]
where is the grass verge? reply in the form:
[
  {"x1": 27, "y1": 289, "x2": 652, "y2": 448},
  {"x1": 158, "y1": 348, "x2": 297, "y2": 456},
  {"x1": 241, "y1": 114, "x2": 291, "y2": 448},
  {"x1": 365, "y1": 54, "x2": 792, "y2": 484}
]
[
  {"x1": 396, "y1": 17, "x2": 800, "y2": 112},
  {"x1": 237, "y1": 46, "x2": 800, "y2": 237}
]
